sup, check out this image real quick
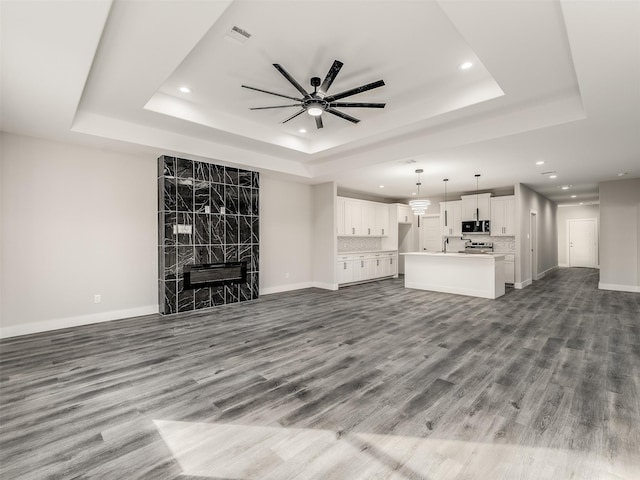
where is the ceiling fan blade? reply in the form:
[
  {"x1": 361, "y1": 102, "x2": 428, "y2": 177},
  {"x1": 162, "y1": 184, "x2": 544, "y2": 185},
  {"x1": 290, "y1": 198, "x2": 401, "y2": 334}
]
[
  {"x1": 249, "y1": 104, "x2": 301, "y2": 110},
  {"x1": 315, "y1": 116, "x2": 324, "y2": 129},
  {"x1": 329, "y1": 102, "x2": 386, "y2": 108},
  {"x1": 273, "y1": 64, "x2": 309, "y2": 97},
  {"x1": 281, "y1": 109, "x2": 306, "y2": 124},
  {"x1": 325, "y1": 80, "x2": 385, "y2": 102},
  {"x1": 320, "y1": 60, "x2": 343, "y2": 94},
  {"x1": 325, "y1": 108, "x2": 360, "y2": 124},
  {"x1": 242, "y1": 85, "x2": 301, "y2": 102}
]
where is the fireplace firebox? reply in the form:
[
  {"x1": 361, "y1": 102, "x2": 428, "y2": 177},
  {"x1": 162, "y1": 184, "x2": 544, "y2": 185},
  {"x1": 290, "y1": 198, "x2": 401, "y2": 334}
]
[{"x1": 183, "y1": 262, "x2": 247, "y2": 290}]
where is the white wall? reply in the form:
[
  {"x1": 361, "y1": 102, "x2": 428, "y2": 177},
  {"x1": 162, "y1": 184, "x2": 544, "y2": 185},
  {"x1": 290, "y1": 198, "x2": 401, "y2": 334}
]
[
  {"x1": 557, "y1": 204, "x2": 600, "y2": 267},
  {"x1": 259, "y1": 175, "x2": 314, "y2": 294},
  {"x1": 0, "y1": 133, "x2": 321, "y2": 337},
  {"x1": 599, "y1": 177, "x2": 640, "y2": 292},
  {"x1": 0, "y1": 133, "x2": 158, "y2": 337},
  {"x1": 515, "y1": 183, "x2": 558, "y2": 288},
  {"x1": 312, "y1": 182, "x2": 338, "y2": 290}
]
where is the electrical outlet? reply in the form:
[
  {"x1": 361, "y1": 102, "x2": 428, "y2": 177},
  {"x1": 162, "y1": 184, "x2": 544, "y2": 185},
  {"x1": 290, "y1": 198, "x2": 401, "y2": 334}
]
[{"x1": 94, "y1": 294, "x2": 101, "y2": 304}]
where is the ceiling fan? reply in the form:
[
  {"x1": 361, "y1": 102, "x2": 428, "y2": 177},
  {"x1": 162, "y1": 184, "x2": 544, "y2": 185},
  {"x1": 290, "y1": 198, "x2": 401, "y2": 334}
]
[{"x1": 241, "y1": 60, "x2": 386, "y2": 129}]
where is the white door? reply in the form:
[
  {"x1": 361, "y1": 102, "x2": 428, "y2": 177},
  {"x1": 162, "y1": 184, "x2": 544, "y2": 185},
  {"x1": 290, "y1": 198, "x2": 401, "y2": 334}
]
[
  {"x1": 569, "y1": 218, "x2": 598, "y2": 267},
  {"x1": 420, "y1": 216, "x2": 441, "y2": 251}
]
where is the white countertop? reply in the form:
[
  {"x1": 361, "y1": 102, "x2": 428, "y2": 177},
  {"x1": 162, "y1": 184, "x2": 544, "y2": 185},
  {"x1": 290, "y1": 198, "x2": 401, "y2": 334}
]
[
  {"x1": 401, "y1": 252, "x2": 505, "y2": 259},
  {"x1": 338, "y1": 250, "x2": 398, "y2": 255}
]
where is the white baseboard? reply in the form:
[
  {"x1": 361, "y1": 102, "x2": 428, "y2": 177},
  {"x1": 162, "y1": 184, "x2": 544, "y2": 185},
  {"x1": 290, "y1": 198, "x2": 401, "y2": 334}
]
[
  {"x1": 598, "y1": 282, "x2": 640, "y2": 293},
  {"x1": 560, "y1": 263, "x2": 599, "y2": 269},
  {"x1": 261, "y1": 281, "x2": 339, "y2": 295},
  {"x1": 0, "y1": 305, "x2": 159, "y2": 339},
  {"x1": 312, "y1": 282, "x2": 339, "y2": 291},
  {"x1": 260, "y1": 282, "x2": 314, "y2": 295},
  {"x1": 514, "y1": 279, "x2": 532, "y2": 289},
  {"x1": 535, "y1": 265, "x2": 559, "y2": 280}
]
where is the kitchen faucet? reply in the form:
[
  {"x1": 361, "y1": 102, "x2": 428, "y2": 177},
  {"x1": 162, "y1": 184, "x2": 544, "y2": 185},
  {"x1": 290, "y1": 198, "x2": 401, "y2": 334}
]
[{"x1": 443, "y1": 237, "x2": 449, "y2": 253}]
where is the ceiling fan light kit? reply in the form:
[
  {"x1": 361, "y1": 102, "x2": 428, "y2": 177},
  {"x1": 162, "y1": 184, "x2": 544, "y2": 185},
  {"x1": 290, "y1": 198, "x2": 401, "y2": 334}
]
[{"x1": 242, "y1": 60, "x2": 386, "y2": 129}]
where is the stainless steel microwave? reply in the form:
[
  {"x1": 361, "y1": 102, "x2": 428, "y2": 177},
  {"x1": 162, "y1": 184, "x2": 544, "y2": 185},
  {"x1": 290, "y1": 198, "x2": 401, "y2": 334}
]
[{"x1": 462, "y1": 220, "x2": 490, "y2": 234}]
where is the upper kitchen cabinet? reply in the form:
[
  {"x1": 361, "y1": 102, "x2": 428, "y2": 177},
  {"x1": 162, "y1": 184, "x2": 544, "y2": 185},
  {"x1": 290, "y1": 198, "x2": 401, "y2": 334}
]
[
  {"x1": 375, "y1": 203, "x2": 390, "y2": 236},
  {"x1": 440, "y1": 200, "x2": 462, "y2": 236},
  {"x1": 490, "y1": 195, "x2": 516, "y2": 236},
  {"x1": 343, "y1": 198, "x2": 363, "y2": 235},
  {"x1": 397, "y1": 204, "x2": 413, "y2": 224},
  {"x1": 337, "y1": 196, "x2": 389, "y2": 237},
  {"x1": 461, "y1": 193, "x2": 492, "y2": 221}
]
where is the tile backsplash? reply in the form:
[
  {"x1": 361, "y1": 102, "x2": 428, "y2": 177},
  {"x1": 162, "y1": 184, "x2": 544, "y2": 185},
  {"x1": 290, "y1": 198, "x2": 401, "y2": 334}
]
[
  {"x1": 338, "y1": 237, "x2": 382, "y2": 252},
  {"x1": 446, "y1": 235, "x2": 515, "y2": 253}
]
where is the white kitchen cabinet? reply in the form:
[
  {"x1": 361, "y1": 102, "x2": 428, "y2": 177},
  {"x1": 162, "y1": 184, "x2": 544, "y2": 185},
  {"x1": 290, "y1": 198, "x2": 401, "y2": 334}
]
[
  {"x1": 440, "y1": 201, "x2": 462, "y2": 236},
  {"x1": 397, "y1": 204, "x2": 413, "y2": 224},
  {"x1": 336, "y1": 256, "x2": 353, "y2": 284},
  {"x1": 461, "y1": 193, "x2": 492, "y2": 221},
  {"x1": 375, "y1": 203, "x2": 390, "y2": 236},
  {"x1": 338, "y1": 197, "x2": 389, "y2": 237},
  {"x1": 352, "y1": 254, "x2": 375, "y2": 282},
  {"x1": 343, "y1": 198, "x2": 363, "y2": 236},
  {"x1": 490, "y1": 196, "x2": 516, "y2": 236},
  {"x1": 502, "y1": 254, "x2": 515, "y2": 284},
  {"x1": 384, "y1": 252, "x2": 398, "y2": 276},
  {"x1": 362, "y1": 202, "x2": 377, "y2": 236},
  {"x1": 336, "y1": 251, "x2": 398, "y2": 285}
]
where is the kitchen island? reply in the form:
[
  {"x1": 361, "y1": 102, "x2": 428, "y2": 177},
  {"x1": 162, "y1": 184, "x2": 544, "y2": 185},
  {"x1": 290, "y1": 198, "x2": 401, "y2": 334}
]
[{"x1": 402, "y1": 252, "x2": 505, "y2": 299}]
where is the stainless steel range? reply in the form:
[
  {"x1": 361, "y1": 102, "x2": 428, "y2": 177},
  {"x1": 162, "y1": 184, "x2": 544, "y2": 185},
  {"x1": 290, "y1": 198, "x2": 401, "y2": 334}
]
[{"x1": 461, "y1": 241, "x2": 494, "y2": 254}]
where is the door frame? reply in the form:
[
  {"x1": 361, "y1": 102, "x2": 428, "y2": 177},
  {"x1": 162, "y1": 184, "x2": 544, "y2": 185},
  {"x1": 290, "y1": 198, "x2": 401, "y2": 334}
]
[{"x1": 567, "y1": 218, "x2": 598, "y2": 268}]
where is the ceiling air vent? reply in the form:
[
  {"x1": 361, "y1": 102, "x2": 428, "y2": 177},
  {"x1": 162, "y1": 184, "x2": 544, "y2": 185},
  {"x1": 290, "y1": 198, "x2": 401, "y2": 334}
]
[{"x1": 226, "y1": 26, "x2": 251, "y2": 45}]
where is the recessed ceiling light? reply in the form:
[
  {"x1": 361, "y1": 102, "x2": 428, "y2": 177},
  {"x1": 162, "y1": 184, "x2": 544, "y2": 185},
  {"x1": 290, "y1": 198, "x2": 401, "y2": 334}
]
[
  {"x1": 580, "y1": 202, "x2": 584, "y2": 205},
  {"x1": 298, "y1": 128, "x2": 307, "y2": 133},
  {"x1": 561, "y1": 185, "x2": 572, "y2": 190},
  {"x1": 459, "y1": 62, "x2": 473, "y2": 70},
  {"x1": 549, "y1": 175, "x2": 557, "y2": 179},
  {"x1": 379, "y1": 185, "x2": 384, "y2": 189},
  {"x1": 536, "y1": 161, "x2": 545, "y2": 165},
  {"x1": 412, "y1": 192, "x2": 417, "y2": 196},
  {"x1": 178, "y1": 86, "x2": 191, "y2": 93},
  {"x1": 571, "y1": 195, "x2": 577, "y2": 198},
  {"x1": 618, "y1": 172, "x2": 628, "y2": 176}
]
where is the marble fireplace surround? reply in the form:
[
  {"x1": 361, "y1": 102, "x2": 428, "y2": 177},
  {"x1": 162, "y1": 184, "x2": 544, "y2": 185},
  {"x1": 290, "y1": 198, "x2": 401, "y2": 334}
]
[{"x1": 158, "y1": 155, "x2": 259, "y2": 314}]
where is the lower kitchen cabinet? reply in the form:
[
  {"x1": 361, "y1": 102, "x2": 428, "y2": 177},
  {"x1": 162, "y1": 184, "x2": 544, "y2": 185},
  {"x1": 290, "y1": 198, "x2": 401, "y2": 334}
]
[
  {"x1": 336, "y1": 255, "x2": 354, "y2": 284},
  {"x1": 501, "y1": 254, "x2": 515, "y2": 284},
  {"x1": 337, "y1": 251, "x2": 398, "y2": 285}
]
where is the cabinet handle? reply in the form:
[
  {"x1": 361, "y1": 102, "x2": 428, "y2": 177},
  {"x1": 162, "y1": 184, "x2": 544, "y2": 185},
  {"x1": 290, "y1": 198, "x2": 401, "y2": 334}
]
[
  {"x1": 352, "y1": 227, "x2": 355, "y2": 234},
  {"x1": 405, "y1": 216, "x2": 407, "y2": 222},
  {"x1": 376, "y1": 259, "x2": 379, "y2": 266},
  {"x1": 382, "y1": 228, "x2": 384, "y2": 236},
  {"x1": 361, "y1": 261, "x2": 364, "y2": 268},
  {"x1": 390, "y1": 258, "x2": 393, "y2": 264},
  {"x1": 368, "y1": 228, "x2": 371, "y2": 235},
  {"x1": 444, "y1": 211, "x2": 448, "y2": 227},
  {"x1": 343, "y1": 262, "x2": 347, "y2": 270}
]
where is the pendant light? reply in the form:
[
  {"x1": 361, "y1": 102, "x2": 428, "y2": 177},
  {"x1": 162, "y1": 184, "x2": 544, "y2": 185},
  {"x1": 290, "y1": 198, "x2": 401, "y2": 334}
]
[
  {"x1": 409, "y1": 169, "x2": 430, "y2": 215},
  {"x1": 475, "y1": 173, "x2": 481, "y2": 226}
]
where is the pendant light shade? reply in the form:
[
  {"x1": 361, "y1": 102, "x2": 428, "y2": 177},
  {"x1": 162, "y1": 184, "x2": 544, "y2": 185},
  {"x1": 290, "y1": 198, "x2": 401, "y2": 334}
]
[{"x1": 409, "y1": 169, "x2": 430, "y2": 215}]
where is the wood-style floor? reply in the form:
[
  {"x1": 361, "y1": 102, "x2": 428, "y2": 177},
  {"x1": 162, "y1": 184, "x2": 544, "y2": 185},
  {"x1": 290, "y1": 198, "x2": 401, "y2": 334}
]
[{"x1": 1, "y1": 268, "x2": 639, "y2": 479}]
